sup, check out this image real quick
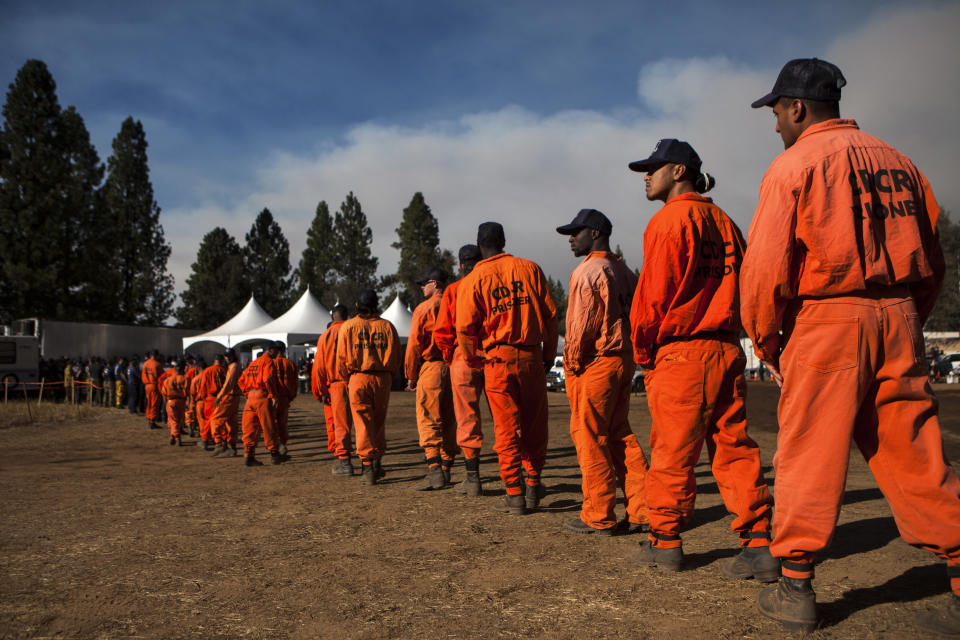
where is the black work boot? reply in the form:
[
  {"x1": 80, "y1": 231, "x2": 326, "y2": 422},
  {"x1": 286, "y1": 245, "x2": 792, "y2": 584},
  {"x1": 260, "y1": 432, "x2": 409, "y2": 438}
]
[
  {"x1": 211, "y1": 443, "x2": 226, "y2": 457},
  {"x1": 169, "y1": 436, "x2": 177, "y2": 446},
  {"x1": 361, "y1": 462, "x2": 377, "y2": 485},
  {"x1": 632, "y1": 540, "x2": 684, "y2": 572},
  {"x1": 331, "y1": 458, "x2": 354, "y2": 476},
  {"x1": 564, "y1": 517, "x2": 615, "y2": 536},
  {"x1": 202, "y1": 440, "x2": 214, "y2": 451},
  {"x1": 416, "y1": 456, "x2": 445, "y2": 491},
  {"x1": 244, "y1": 455, "x2": 262, "y2": 467},
  {"x1": 525, "y1": 481, "x2": 546, "y2": 510},
  {"x1": 441, "y1": 461, "x2": 453, "y2": 486},
  {"x1": 758, "y1": 577, "x2": 818, "y2": 633},
  {"x1": 270, "y1": 451, "x2": 289, "y2": 465},
  {"x1": 455, "y1": 458, "x2": 482, "y2": 496},
  {"x1": 221, "y1": 446, "x2": 238, "y2": 458},
  {"x1": 722, "y1": 546, "x2": 780, "y2": 583},
  {"x1": 373, "y1": 459, "x2": 386, "y2": 479},
  {"x1": 915, "y1": 594, "x2": 960, "y2": 638},
  {"x1": 149, "y1": 421, "x2": 160, "y2": 430},
  {"x1": 494, "y1": 493, "x2": 527, "y2": 515}
]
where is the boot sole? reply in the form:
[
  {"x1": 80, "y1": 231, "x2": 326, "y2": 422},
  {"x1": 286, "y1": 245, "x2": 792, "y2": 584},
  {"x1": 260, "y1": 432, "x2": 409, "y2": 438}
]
[{"x1": 758, "y1": 609, "x2": 817, "y2": 634}]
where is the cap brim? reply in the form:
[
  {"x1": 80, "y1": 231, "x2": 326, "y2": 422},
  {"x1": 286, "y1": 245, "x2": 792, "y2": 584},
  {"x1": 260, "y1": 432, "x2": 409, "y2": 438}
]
[
  {"x1": 555, "y1": 223, "x2": 583, "y2": 235},
  {"x1": 750, "y1": 92, "x2": 779, "y2": 109},
  {"x1": 628, "y1": 158, "x2": 659, "y2": 172}
]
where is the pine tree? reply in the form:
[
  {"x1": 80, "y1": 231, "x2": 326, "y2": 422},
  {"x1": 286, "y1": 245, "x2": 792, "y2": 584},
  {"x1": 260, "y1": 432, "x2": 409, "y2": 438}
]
[
  {"x1": 0, "y1": 60, "x2": 103, "y2": 322},
  {"x1": 332, "y1": 192, "x2": 379, "y2": 308},
  {"x1": 243, "y1": 208, "x2": 294, "y2": 317},
  {"x1": 294, "y1": 200, "x2": 338, "y2": 307},
  {"x1": 391, "y1": 192, "x2": 453, "y2": 307},
  {"x1": 176, "y1": 227, "x2": 248, "y2": 329},
  {"x1": 547, "y1": 275, "x2": 568, "y2": 335},
  {"x1": 928, "y1": 211, "x2": 960, "y2": 330},
  {"x1": 101, "y1": 117, "x2": 174, "y2": 325}
]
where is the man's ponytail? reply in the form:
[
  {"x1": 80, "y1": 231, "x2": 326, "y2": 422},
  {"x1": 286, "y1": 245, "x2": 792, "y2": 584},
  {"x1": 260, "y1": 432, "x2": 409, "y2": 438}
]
[{"x1": 694, "y1": 172, "x2": 716, "y2": 194}]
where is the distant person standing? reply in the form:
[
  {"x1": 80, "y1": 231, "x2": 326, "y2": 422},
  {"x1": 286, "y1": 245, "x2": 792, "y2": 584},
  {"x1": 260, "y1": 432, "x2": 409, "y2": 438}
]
[
  {"x1": 406, "y1": 266, "x2": 459, "y2": 491},
  {"x1": 161, "y1": 362, "x2": 189, "y2": 446},
  {"x1": 141, "y1": 351, "x2": 163, "y2": 429},
  {"x1": 456, "y1": 222, "x2": 559, "y2": 515},
  {"x1": 238, "y1": 343, "x2": 287, "y2": 467},
  {"x1": 433, "y1": 245, "x2": 486, "y2": 496},
  {"x1": 273, "y1": 341, "x2": 299, "y2": 457},
  {"x1": 336, "y1": 289, "x2": 402, "y2": 485},
  {"x1": 313, "y1": 305, "x2": 354, "y2": 475},
  {"x1": 126, "y1": 357, "x2": 140, "y2": 414},
  {"x1": 209, "y1": 350, "x2": 241, "y2": 458},
  {"x1": 115, "y1": 357, "x2": 127, "y2": 408},
  {"x1": 63, "y1": 360, "x2": 74, "y2": 404}
]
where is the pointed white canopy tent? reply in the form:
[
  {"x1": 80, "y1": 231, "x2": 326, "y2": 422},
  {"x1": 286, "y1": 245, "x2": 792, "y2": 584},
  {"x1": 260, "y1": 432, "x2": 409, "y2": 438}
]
[
  {"x1": 231, "y1": 289, "x2": 331, "y2": 347},
  {"x1": 182, "y1": 295, "x2": 273, "y2": 351},
  {"x1": 380, "y1": 294, "x2": 413, "y2": 340}
]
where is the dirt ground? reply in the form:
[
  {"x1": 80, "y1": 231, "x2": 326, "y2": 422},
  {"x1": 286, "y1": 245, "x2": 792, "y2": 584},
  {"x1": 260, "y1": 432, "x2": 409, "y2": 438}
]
[{"x1": 1, "y1": 382, "x2": 959, "y2": 639}]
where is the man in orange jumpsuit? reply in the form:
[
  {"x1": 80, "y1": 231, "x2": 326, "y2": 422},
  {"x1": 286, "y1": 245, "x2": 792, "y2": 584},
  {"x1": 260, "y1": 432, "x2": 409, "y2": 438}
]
[
  {"x1": 556, "y1": 209, "x2": 650, "y2": 535},
  {"x1": 313, "y1": 305, "x2": 355, "y2": 475},
  {"x1": 272, "y1": 341, "x2": 298, "y2": 457},
  {"x1": 208, "y1": 349, "x2": 240, "y2": 458},
  {"x1": 744, "y1": 58, "x2": 960, "y2": 635},
  {"x1": 184, "y1": 355, "x2": 201, "y2": 437},
  {"x1": 197, "y1": 355, "x2": 225, "y2": 452},
  {"x1": 456, "y1": 222, "x2": 558, "y2": 515},
  {"x1": 336, "y1": 289, "x2": 402, "y2": 485},
  {"x1": 628, "y1": 138, "x2": 775, "y2": 574},
  {"x1": 238, "y1": 343, "x2": 286, "y2": 467},
  {"x1": 140, "y1": 350, "x2": 164, "y2": 430},
  {"x1": 434, "y1": 245, "x2": 486, "y2": 497},
  {"x1": 161, "y1": 361, "x2": 189, "y2": 446},
  {"x1": 406, "y1": 266, "x2": 459, "y2": 491},
  {"x1": 190, "y1": 366, "x2": 210, "y2": 449}
]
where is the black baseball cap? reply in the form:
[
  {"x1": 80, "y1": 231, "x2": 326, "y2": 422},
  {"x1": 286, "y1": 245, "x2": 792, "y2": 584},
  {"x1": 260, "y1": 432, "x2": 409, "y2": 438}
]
[
  {"x1": 458, "y1": 244, "x2": 482, "y2": 265},
  {"x1": 556, "y1": 209, "x2": 613, "y2": 236},
  {"x1": 356, "y1": 288, "x2": 379, "y2": 310},
  {"x1": 628, "y1": 139, "x2": 701, "y2": 174},
  {"x1": 477, "y1": 221, "x2": 505, "y2": 249},
  {"x1": 751, "y1": 58, "x2": 846, "y2": 108},
  {"x1": 416, "y1": 266, "x2": 448, "y2": 286}
]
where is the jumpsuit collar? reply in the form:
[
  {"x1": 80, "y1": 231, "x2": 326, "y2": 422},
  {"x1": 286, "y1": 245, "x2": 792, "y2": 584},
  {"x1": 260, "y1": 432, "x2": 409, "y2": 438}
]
[
  {"x1": 796, "y1": 118, "x2": 859, "y2": 144},
  {"x1": 664, "y1": 192, "x2": 713, "y2": 206}
]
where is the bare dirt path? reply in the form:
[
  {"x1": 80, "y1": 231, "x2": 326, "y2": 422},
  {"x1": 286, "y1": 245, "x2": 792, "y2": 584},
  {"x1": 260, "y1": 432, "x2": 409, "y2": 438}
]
[{"x1": 1, "y1": 382, "x2": 958, "y2": 639}]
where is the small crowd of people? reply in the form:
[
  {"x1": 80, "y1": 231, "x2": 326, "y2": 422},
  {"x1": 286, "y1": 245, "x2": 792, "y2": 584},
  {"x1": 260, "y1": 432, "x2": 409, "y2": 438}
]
[{"x1": 69, "y1": 59, "x2": 960, "y2": 636}]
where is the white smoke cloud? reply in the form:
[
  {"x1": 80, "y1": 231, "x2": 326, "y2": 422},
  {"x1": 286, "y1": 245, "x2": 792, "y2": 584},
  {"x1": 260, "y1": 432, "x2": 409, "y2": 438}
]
[{"x1": 164, "y1": 3, "x2": 959, "y2": 307}]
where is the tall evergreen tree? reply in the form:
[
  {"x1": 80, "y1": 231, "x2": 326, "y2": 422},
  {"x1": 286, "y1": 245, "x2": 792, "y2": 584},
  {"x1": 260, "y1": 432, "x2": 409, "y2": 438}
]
[
  {"x1": 294, "y1": 200, "x2": 338, "y2": 307},
  {"x1": 101, "y1": 117, "x2": 174, "y2": 325},
  {"x1": 391, "y1": 191, "x2": 454, "y2": 308},
  {"x1": 0, "y1": 59, "x2": 103, "y2": 322},
  {"x1": 332, "y1": 192, "x2": 378, "y2": 308},
  {"x1": 176, "y1": 227, "x2": 248, "y2": 329},
  {"x1": 243, "y1": 208, "x2": 294, "y2": 317},
  {"x1": 928, "y1": 211, "x2": 960, "y2": 330},
  {"x1": 547, "y1": 275, "x2": 568, "y2": 336}
]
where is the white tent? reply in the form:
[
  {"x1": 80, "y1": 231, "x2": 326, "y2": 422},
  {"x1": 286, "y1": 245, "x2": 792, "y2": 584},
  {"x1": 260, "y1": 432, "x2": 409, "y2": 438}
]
[
  {"x1": 182, "y1": 295, "x2": 273, "y2": 350},
  {"x1": 231, "y1": 289, "x2": 331, "y2": 347},
  {"x1": 381, "y1": 294, "x2": 413, "y2": 340}
]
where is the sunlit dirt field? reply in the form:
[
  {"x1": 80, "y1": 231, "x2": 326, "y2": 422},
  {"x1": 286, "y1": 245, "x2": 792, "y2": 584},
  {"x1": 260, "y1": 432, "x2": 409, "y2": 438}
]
[{"x1": 2, "y1": 382, "x2": 959, "y2": 639}]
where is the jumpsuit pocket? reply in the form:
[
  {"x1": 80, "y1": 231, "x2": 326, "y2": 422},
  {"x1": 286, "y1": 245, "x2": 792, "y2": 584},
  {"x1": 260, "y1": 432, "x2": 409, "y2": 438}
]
[
  {"x1": 794, "y1": 317, "x2": 859, "y2": 373},
  {"x1": 651, "y1": 358, "x2": 704, "y2": 407},
  {"x1": 902, "y1": 312, "x2": 927, "y2": 368}
]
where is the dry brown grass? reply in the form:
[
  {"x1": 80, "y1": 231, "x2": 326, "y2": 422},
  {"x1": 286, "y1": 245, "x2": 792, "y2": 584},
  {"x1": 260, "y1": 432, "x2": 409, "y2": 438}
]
[{"x1": 0, "y1": 400, "x2": 103, "y2": 429}]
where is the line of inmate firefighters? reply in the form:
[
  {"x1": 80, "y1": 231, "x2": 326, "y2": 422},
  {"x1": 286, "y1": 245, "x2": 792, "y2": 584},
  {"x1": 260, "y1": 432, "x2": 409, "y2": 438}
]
[{"x1": 145, "y1": 59, "x2": 958, "y2": 635}]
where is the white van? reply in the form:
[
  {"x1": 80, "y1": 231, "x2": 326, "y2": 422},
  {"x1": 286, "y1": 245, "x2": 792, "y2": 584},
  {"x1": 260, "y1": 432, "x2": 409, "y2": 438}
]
[{"x1": 0, "y1": 335, "x2": 40, "y2": 388}]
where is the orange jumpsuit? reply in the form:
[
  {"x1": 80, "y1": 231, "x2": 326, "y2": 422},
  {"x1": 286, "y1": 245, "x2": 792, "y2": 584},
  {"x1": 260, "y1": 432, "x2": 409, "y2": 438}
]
[
  {"x1": 336, "y1": 315, "x2": 402, "y2": 466},
  {"x1": 406, "y1": 291, "x2": 458, "y2": 468},
  {"x1": 161, "y1": 373, "x2": 188, "y2": 438},
  {"x1": 456, "y1": 253, "x2": 558, "y2": 497},
  {"x1": 208, "y1": 362, "x2": 239, "y2": 448},
  {"x1": 238, "y1": 354, "x2": 284, "y2": 457},
  {"x1": 184, "y1": 365, "x2": 200, "y2": 428},
  {"x1": 566, "y1": 251, "x2": 649, "y2": 530},
  {"x1": 313, "y1": 321, "x2": 353, "y2": 459},
  {"x1": 435, "y1": 279, "x2": 485, "y2": 459},
  {"x1": 741, "y1": 118, "x2": 960, "y2": 588},
  {"x1": 274, "y1": 355, "x2": 298, "y2": 447},
  {"x1": 141, "y1": 358, "x2": 163, "y2": 422},
  {"x1": 632, "y1": 192, "x2": 773, "y2": 550},
  {"x1": 198, "y1": 363, "x2": 226, "y2": 444}
]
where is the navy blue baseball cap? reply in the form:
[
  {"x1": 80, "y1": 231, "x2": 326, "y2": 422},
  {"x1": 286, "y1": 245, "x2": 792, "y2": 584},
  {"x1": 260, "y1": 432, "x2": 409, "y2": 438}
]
[
  {"x1": 751, "y1": 58, "x2": 846, "y2": 108},
  {"x1": 628, "y1": 139, "x2": 701, "y2": 174},
  {"x1": 556, "y1": 209, "x2": 613, "y2": 236},
  {"x1": 416, "y1": 266, "x2": 448, "y2": 285}
]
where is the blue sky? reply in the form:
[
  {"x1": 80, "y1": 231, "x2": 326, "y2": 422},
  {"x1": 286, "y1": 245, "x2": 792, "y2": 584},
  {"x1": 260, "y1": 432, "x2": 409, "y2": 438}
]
[{"x1": 3, "y1": 1, "x2": 959, "y2": 312}]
